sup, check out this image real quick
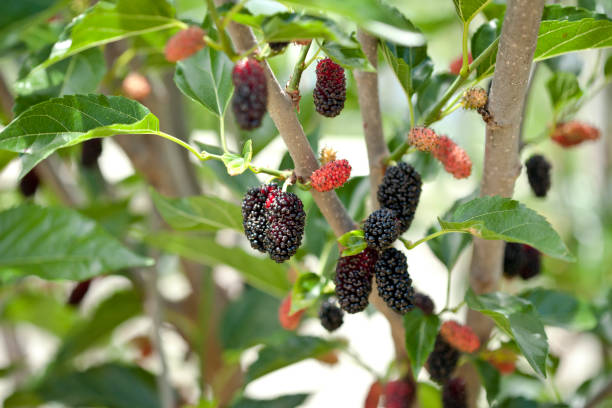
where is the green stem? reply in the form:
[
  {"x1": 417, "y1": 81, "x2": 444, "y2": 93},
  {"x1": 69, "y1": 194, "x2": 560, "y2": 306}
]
[
  {"x1": 249, "y1": 165, "x2": 292, "y2": 179},
  {"x1": 287, "y1": 42, "x2": 313, "y2": 93},
  {"x1": 401, "y1": 229, "x2": 471, "y2": 250},
  {"x1": 407, "y1": 93, "x2": 415, "y2": 129},
  {"x1": 206, "y1": 0, "x2": 236, "y2": 60},
  {"x1": 343, "y1": 348, "x2": 380, "y2": 377},
  {"x1": 459, "y1": 22, "x2": 470, "y2": 78},
  {"x1": 444, "y1": 270, "x2": 452, "y2": 310},
  {"x1": 219, "y1": 116, "x2": 228, "y2": 153},
  {"x1": 221, "y1": 0, "x2": 247, "y2": 31},
  {"x1": 303, "y1": 43, "x2": 321, "y2": 69},
  {"x1": 156, "y1": 131, "x2": 206, "y2": 161}
]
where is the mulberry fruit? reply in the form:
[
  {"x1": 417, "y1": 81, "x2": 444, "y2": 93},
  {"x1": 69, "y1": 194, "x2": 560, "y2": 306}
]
[
  {"x1": 427, "y1": 335, "x2": 460, "y2": 384},
  {"x1": 242, "y1": 184, "x2": 279, "y2": 252},
  {"x1": 364, "y1": 209, "x2": 401, "y2": 250},
  {"x1": 19, "y1": 169, "x2": 40, "y2": 197},
  {"x1": 442, "y1": 378, "x2": 467, "y2": 408},
  {"x1": 81, "y1": 138, "x2": 103, "y2": 168},
  {"x1": 551, "y1": 121, "x2": 600, "y2": 147},
  {"x1": 440, "y1": 321, "x2": 480, "y2": 353},
  {"x1": 482, "y1": 348, "x2": 517, "y2": 375},
  {"x1": 334, "y1": 248, "x2": 378, "y2": 313},
  {"x1": 449, "y1": 53, "x2": 473, "y2": 75},
  {"x1": 278, "y1": 294, "x2": 305, "y2": 330},
  {"x1": 310, "y1": 159, "x2": 351, "y2": 192},
  {"x1": 414, "y1": 292, "x2": 435, "y2": 315},
  {"x1": 232, "y1": 58, "x2": 268, "y2": 130},
  {"x1": 433, "y1": 136, "x2": 472, "y2": 179},
  {"x1": 364, "y1": 381, "x2": 383, "y2": 408},
  {"x1": 374, "y1": 248, "x2": 415, "y2": 314},
  {"x1": 165, "y1": 26, "x2": 206, "y2": 62},
  {"x1": 462, "y1": 87, "x2": 488, "y2": 110},
  {"x1": 503, "y1": 243, "x2": 541, "y2": 280},
  {"x1": 377, "y1": 162, "x2": 422, "y2": 233},
  {"x1": 319, "y1": 146, "x2": 337, "y2": 165},
  {"x1": 313, "y1": 58, "x2": 346, "y2": 117},
  {"x1": 264, "y1": 190, "x2": 306, "y2": 263},
  {"x1": 525, "y1": 154, "x2": 551, "y2": 198},
  {"x1": 269, "y1": 41, "x2": 289, "y2": 52},
  {"x1": 122, "y1": 72, "x2": 151, "y2": 101},
  {"x1": 408, "y1": 127, "x2": 438, "y2": 153},
  {"x1": 319, "y1": 301, "x2": 344, "y2": 332},
  {"x1": 383, "y1": 378, "x2": 416, "y2": 408},
  {"x1": 67, "y1": 279, "x2": 93, "y2": 306}
]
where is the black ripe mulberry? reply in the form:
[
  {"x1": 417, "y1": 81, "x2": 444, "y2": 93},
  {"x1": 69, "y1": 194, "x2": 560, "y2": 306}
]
[
  {"x1": 232, "y1": 58, "x2": 268, "y2": 130},
  {"x1": 264, "y1": 190, "x2": 306, "y2": 263},
  {"x1": 319, "y1": 301, "x2": 344, "y2": 332},
  {"x1": 374, "y1": 248, "x2": 415, "y2": 314},
  {"x1": 364, "y1": 208, "x2": 401, "y2": 250},
  {"x1": 269, "y1": 41, "x2": 289, "y2": 52},
  {"x1": 19, "y1": 169, "x2": 40, "y2": 197},
  {"x1": 525, "y1": 154, "x2": 551, "y2": 198},
  {"x1": 442, "y1": 378, "x2": 467, "y2": 408},
  {"x1": 414, "y1": 292, "x2": 435, "y2": 315},
  {"x1": 334, "y1": 248, "x2": 378, "y2": 313},
  {"x1": 503, "y1": 242, "x2": 541, "y2": 280},
  {"x1": 427, "y1": 334, "x2": 460, "y2": 384},
  {"x1": 313, "y1": 58, "x2": 346, "y2": 117},
  {"x1": 81, "y1": 138, "x2": 103, "y2": 168},
  {"x1": 241, "y1": 184, "x2": 278, "y2": 252},
  {"x1": 377, "y1": 162, "x2": 422, "y2": 233}
]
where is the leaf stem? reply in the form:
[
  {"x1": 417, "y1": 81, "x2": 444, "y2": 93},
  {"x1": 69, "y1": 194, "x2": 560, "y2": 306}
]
[
  {"x1": 249, "y1": 165, "x2": 292, "y2": 180},
  {"x1": 155, "y1": 131, "x2": 206, "y2": 160},
  {"x1": 287, "y1": 42, "x2": 312, "y2": 93},
  {"x1": 400, "y1": 229, "x2": 471, "y2": 250},
  {"x1": 407, "y1": 93, "x2": 415, "y2": 129},
  {"x1": 220, "y1": 0, "x2": 248, "y2": 31},
  {"x1": 206, "y1": 0, "x2": 237, "y2": 60},
  {"x1": 219, "y1": 116, "x2": 228, "y2": 153},
  {"x1": 460, "y1": 22, "x2": 470, "y2": 78}
]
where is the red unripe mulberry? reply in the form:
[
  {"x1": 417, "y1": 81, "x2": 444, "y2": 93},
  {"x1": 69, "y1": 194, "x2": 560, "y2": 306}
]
[
  {"x1": 440, "y1": 320, "x2": 480, "y2": 353},
  {"x1": 232, "y1": 58, "x2": 268, "y2": 130},
  {"x1": 165, "y1": 26, "x2": 206, "y2": 62},
  {"x1": 384, "y1": 379, "x2": 416, "y2": 408},
  {"x1": 278, "y1": 294, "x2": 305, "y2": 330},
  {"x1": 314, "y1": 58, "x2": 346, "y2": 117},
  {"x1": 364, "y1": 381, "x2": 383, "y2": 408},
  {"x1": 551, "y1": 121, "x2": 600, "y2": 147},
  {"x1": 310, "y1": 159, "x2": 351, "y2": 192},
  {"x1": 433, "y1": 136, "x2": 472, "y2": 179},
  {"x1": 449, "y1": 53, "x2": 473, "y2": 75}
]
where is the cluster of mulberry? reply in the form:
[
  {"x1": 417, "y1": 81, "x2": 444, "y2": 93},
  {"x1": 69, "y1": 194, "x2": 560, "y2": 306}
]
[
  {"x1": 525, "y1": 154, "x2": 551, "y2": 198},
  {"x1": 503, "y1": 242, "x2": 541, "y2": 280},
  {"x1": 374, "y1": 248, "x2": 415, "y2": 314},
  {"x1": 427, "y1": 334, "x2": 461, "y2": 384},
  {"x1": 442, "y1": 378, "x2": 467, "y2": 408},
  {"x1": 310, "y1": 159, "x2": 351, "y2": 192},
  {"x1": 408, "y1": 128, "x2": 472, "y2": 179},
  {"x1": 313, "y1": 58, "x2": 346, "y2": 117},
  {"x1": 439, "y1": 320, "x2": 480, "y2": 353},
  {"x1": 334, "y1": 248, "x2": 378, "y2": 313},
  {"x1": 364, "y1": 208, "x2": 401, "y2": 251},
  {"x1": 383, "y1": 378, "x2": 416, "y2": 408},
  {"x1": 164, "y1": 26, "x2": 206, "y2": 62},
  {"x1": 551, "y1": 121, "x2": 600, "y2": 147},
  {"x1": 377, "y1": 162, "x2": 422, "y2": 233},
  {"x1": 318, "y1": 301, "x2": 344, "y2": 332},
  {"x1": 232, "y1": 58, "x2": 268, "y2": 130},
  {"x1": 241, "y1": 184, "x2": 305, "y2": 262}
]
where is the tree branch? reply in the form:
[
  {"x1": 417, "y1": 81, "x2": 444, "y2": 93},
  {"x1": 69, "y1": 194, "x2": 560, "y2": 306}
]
[
  {"x1": 464, "y1": 1, "x2": 545, "y2": 406},
  {"x1": 354, "y1": 30, "x2": 408, "y2": 363},
  {"x1": 585, "y1": 378, "x2": 612, "y2": 408}
]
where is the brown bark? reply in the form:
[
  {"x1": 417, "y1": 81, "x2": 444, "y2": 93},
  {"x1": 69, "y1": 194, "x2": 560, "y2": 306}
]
[
  {"x1": 465, "y1": 0, "x2": 545, "y2": 405},
  {"x1": 354, "y1": 30, "x2": 408, "y2": 363}
]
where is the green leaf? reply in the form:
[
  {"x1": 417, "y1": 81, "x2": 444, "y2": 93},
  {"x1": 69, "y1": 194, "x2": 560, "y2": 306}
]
[
  {"x1": 260, "y1": 13, "x2": 352, "y2": 45},
  {"x1": 403, "y1": 309, "x2": 440, "y2": 376},
  {"x1": 0, "y1": 205, "x2": 152, "y2": 282},
  {"x1": 604, "y1": 54, "x2": 612, "y2": 78},
  {"x1": 232, "y1": 394, "x2": 309, "y2": 408},
  {"x1": 471, "y1": 19, "x2": 501, "y2": 77},
  {"x1": 144, "y1": 231, "x2": 290, "y2": 296},
  {"x1": 151, "y1": 190, "x2": 242, "y2": 231},
  {"x1": 246, "y1": 335, "x2": 343, "y2": 383},
  {"x1": 520, "y1": 288, "x2": 597, "y2": 331},
  {"x1": 439, "y1": 196, "x2": 574, "y2": 262},
  {"x1": 220, "y1": 287, "x2": 283, "y2": 351},
  {"x1": 427, "y1": 192, "x2": 477, "y2": 271},
  {"x1": 221, "y1": 140, "x2": 253, "y2": 176},
  {"x1": 337, "y1": 229, "x2": 367, "y2": 256},
  {"x1": 546, "y1": 72, "x2": 583, "y2": 111},
  {"x1": 39, "y1": 0, "x2": 183, "y2": 69},
  {"x1": 0, "y1": 0, "x2": 65, "y2": 51},
  {"x1": 417, "y1": 382, "x2": 442, "y2": 408},
  {"x1": 415, "y1": 73, "x2": 455, "y2": 121},
  {"x1": 14, "y1": 47, "x2": 106, "y2": 115},
  {"x1": 452, "y1": 0, "x2": 491, "y2": 23},
  {"x1": 6, "y1": 363, "x2": 160, "y2": 408},
  {"x1": 382, "y1": 41, "x2": 433, "y2": 97},
  {"x1": 291, "y1": 272, "x2": 324, "y2": 313},
  {"x1": 54, "y1": 290, "x2": 142, "y2": 364},
  {"x1": 0, "y1": 94, "x2": 159, "y2": 177},
  {"x1": 320, "y1": 40, "x2": 375, "y2": 71},
  {"x1": 473, "y1": 359, "x2": 501, "y2": 405},
  {"x1": 276, "y1": 0, "x2": 424, "y2": 47},
  {"x1": 174, "y1": 48, "x2": 234, "y2": 117},
  {"x1": 1, "y1": 292, "x2": 79, "y2": 337},
  {"x1": 465, "y1": 289, "x2": 548, "y2": 377}
]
